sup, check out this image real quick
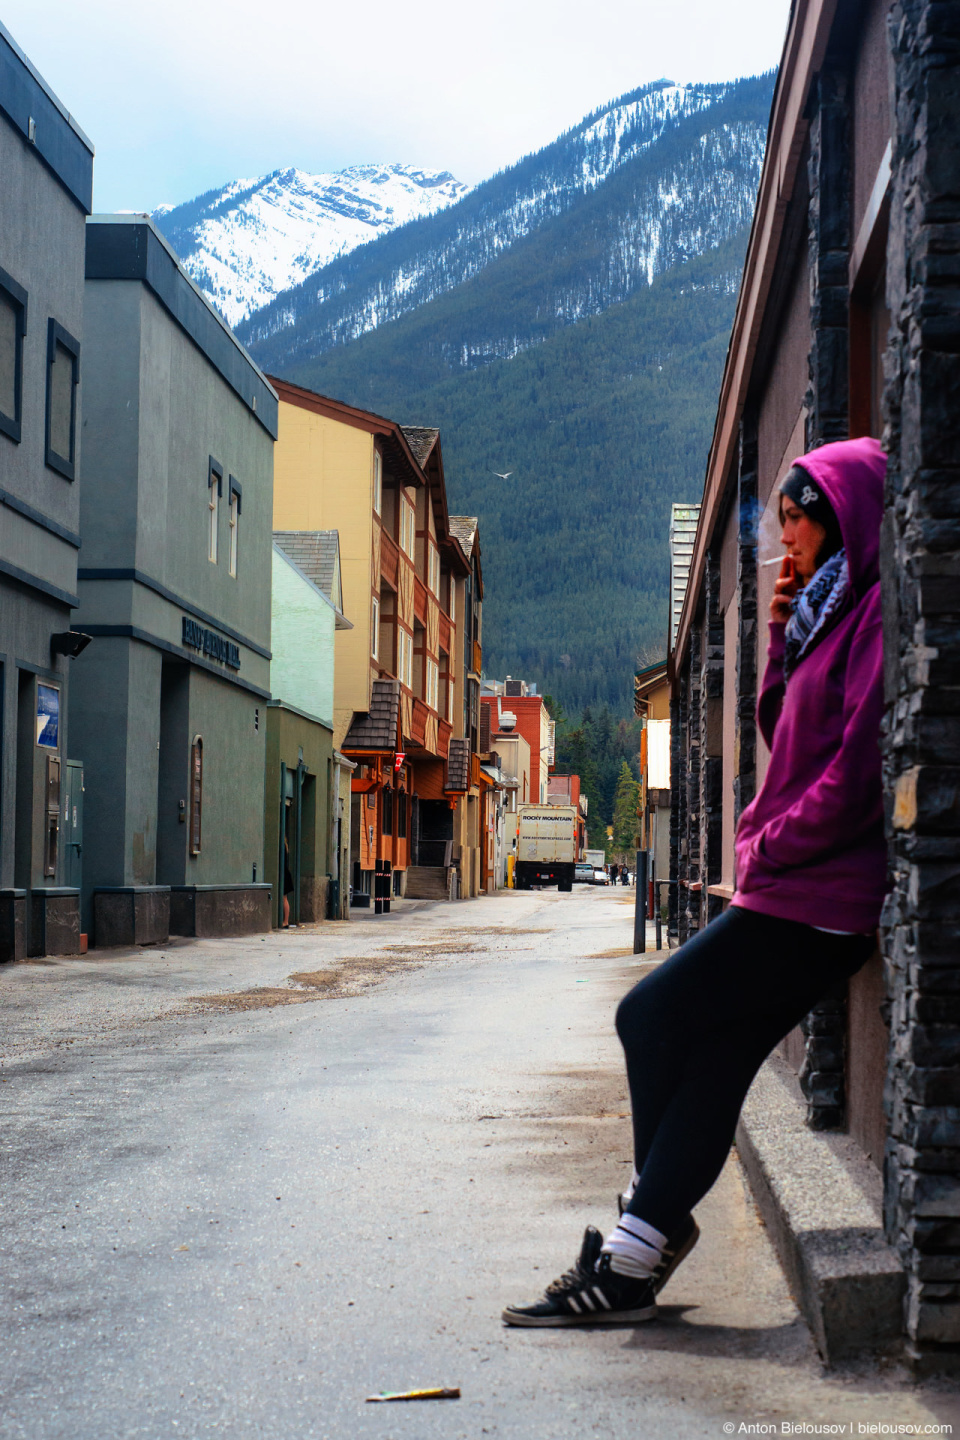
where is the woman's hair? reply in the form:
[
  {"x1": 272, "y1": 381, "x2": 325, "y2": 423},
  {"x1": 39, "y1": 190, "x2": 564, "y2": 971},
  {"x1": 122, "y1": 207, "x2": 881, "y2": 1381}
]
[{"x1": 778, "y1": 465, "x2": 843, "y2": 565}]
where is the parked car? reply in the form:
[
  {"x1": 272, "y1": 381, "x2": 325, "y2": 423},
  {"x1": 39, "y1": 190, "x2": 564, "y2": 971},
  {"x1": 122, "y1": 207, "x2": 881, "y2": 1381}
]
[
  {"x1": 574, "y1": 862, "x2": 594, "y2": 884},
  {"x1": 593, "y1": 868, "x2": 609, "y2": 886}
]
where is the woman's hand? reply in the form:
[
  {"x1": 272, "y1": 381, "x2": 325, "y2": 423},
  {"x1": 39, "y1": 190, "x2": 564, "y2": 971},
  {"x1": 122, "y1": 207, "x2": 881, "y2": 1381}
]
[{"x1": 770, "y1": 555, "x2": 798, "y2": 624}]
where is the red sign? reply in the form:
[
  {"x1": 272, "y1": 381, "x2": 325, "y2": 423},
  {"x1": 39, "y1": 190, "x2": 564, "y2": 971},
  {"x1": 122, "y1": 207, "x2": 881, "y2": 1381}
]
[{"x1": 394, "y1": 752, "x2": 405, "y2": 772}]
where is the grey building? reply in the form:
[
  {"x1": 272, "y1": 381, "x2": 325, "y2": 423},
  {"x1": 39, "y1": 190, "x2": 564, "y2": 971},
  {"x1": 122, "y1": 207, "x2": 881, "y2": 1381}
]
[
  {"x1": 70, "y1": 216, "x2": 278, "y2": 945},
  {"x1": 0, "y1": 24, "x2": 94, "y2": 962}
]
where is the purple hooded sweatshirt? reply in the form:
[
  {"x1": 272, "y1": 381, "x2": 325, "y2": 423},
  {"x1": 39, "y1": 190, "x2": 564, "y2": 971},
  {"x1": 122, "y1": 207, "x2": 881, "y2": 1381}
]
[{"x1": 732, "y1": 436, "x2": 887, "y2": 934}]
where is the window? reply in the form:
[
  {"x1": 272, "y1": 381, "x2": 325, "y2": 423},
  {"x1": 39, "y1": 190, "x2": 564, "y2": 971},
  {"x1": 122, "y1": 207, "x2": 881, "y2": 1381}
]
[
  {"x1": 400, "y1": 499, "x2": 415, "y2": 558},
  {"x1": 448, "y1": 672, "x2": 456, "y2": 723},
  {"x1": 228, "y1": 477, "x2": 242, "y2": 577},
  {"x1": 382, "y1": 784, "x2": 393, "y2": 837},
  {"x1": 208, "y1": 457, "x2": 223, "y2": 563},
  {"x1": 371, "y1": 596, "x2": 380, "y2": 660},
  {"x1": 0, "y1": 267, "x2": 27, "y2": 444},
  {"x1": 398, "y1": 787, "x2": 407, "y2": 839},
  {"x1": 426, "y1": 658, "x2": 439, "y2": 712},
  {"x1": 373, "y1": 450, "x2": 382, "y2": 515},
  {"x1": 45, "y1": 319, "x2": 80, "y2": 480},
  {"x1": 428, "y1": 543, "x2": 440, "y2": 595},
  {"x1": 398, "y1": 628, "x2": 413, "y2": 688}
]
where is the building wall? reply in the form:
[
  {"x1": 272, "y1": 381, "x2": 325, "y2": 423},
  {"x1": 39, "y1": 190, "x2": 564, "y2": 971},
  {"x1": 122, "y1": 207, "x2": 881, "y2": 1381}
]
[
  {"x1": 270, "y1": 548, "x2": 336, "y2": 727},
  {"x1": 0, "y1": 43, "x2": 91, "y2": 957},
  {"x1": 272, "y1": 401, "x2": 374, "y2": 747}
]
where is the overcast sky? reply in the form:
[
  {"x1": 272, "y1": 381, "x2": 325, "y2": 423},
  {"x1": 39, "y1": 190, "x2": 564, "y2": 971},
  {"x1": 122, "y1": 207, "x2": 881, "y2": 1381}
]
[{"x1": 6, "y1": 0, "x2": 792, "y2": 213}]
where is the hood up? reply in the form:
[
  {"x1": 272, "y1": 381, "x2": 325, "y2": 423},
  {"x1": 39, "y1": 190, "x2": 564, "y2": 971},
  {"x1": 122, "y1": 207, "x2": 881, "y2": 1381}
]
[{"x1": 790, "y1": 436, "x2": 886, "y2": 596}]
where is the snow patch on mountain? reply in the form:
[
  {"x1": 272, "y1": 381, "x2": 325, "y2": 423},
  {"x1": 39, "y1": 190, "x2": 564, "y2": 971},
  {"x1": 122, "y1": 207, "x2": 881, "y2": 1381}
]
[{"x1": 154, "y1": 164, "x2": 469, "y2": 327}]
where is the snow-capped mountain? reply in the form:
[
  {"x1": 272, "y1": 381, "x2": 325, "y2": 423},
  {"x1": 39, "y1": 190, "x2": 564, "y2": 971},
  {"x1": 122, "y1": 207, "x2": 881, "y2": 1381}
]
[
  {"x1": 153, "y1": 164, "x2": 469, "y2": 327},
  {"x1": 239, "y1": 77, "x2": 771, "y2": 373}
]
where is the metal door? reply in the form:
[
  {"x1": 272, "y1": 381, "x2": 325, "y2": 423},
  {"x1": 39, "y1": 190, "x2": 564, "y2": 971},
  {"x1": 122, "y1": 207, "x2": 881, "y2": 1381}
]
[{"x1": 63, "y1": 760, "x2": 83, "y2": 891}]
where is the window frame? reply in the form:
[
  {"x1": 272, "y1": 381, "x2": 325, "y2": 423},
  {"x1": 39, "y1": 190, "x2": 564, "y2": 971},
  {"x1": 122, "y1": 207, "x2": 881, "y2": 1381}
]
[
  {"x1": 400, "y1": 498, "x2": 415, "y2": 558},
  {"x1": 371, "y1": 595, "x2": 380, "y2": 660},
  {"x1": 426, "y1": 657, "x2": 439, "y2": 712},
  {"x1": 208, "y1": 457, "x2": 223, "y2": 564},
  {"x1": 398, "y1": 627, "x2": 413, "y2": 688},
  {"x1": 228, "y1": 476, "x2": 242, "y2": 577},
  {"x1": 0, "y1": 266, "x2": 27, "y2": 445},
  {"x1": 45, "y1": 318, "x2": 80, "y2": 480},
  {"x1": 373, "y1": 449, "x2": 382, "y2": 516},
  {"x1": 428, "y1": 543, "x2": 440, "y2": 595}
]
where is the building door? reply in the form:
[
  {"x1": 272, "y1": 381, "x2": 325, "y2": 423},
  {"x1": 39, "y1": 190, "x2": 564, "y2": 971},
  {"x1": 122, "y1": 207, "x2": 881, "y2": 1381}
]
[{"x1": 63, "y1": 760, "x2": 83, "y2": 891}]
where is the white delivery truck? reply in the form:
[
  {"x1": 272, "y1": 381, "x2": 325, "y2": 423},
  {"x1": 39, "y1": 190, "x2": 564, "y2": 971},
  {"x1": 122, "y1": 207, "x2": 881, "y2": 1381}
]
[
  {"x1": 514, "y1": 805, "x2": 577, "y2": 892},
  {"x1": 584, "y1": 848, "x2": 606, "y2": 871}
]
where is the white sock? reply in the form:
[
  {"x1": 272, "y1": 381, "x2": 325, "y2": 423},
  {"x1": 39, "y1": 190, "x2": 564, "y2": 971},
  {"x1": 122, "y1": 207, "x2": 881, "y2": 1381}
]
[
  {"x1": 601, "y1": 1212, "x2": 668, "y2": 1279},
  {"x1": 620, "y1": 1167, "x2": 640, "y2": 1212}
]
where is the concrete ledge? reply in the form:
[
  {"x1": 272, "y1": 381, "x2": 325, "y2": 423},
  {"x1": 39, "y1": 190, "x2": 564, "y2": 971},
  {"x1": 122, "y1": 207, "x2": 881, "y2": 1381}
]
[
  {"x1": 736, "y1": 1053, "x2": 904, "y2": 1363},
  {"x1": 94, "y1": 887, "x2": 170, "y2": 948},
  {"x1": 169, "y1": 884, "x2": 272, "y2": 938},
  {"x1": 0, "y1": 890, "x2": 26, "y2": 963},
  {"x1": 29, "y1": 888, "x2": 80, "y2": 957}
]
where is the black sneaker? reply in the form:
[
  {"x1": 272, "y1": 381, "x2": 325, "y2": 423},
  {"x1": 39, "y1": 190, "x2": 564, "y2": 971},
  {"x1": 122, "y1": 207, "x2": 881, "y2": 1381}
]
[{"x1": 501, "y1": 1226, "x2": 658, "y2": 1327}]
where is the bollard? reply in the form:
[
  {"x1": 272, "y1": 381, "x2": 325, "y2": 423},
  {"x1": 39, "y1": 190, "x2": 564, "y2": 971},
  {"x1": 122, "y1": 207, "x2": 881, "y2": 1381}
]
[{"x1": 633, "y1": 849, "x2": 648, "y2": 954}]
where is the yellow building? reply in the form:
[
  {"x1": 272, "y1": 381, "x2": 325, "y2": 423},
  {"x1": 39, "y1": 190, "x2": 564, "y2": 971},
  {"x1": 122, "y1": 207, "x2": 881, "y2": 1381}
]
[{"x1": 269, "y1": 379, "x2": 481, "y2": 905}]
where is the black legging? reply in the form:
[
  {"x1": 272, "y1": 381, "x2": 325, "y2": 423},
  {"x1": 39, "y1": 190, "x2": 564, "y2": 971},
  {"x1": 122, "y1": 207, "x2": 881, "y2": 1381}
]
[{"x1": 616, "y1": 905, "x2": 874, "y2": 1235}]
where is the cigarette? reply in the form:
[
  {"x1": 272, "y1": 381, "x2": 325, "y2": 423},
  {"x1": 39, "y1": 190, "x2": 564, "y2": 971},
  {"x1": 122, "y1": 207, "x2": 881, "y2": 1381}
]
[{"x1": 761, "y1": 557, "x2": 787, "y2": 566}]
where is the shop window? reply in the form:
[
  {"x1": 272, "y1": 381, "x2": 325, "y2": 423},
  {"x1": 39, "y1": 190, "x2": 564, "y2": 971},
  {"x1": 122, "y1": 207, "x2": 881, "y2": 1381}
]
[
  {"x1": 373, "y1": 450, "x2": 382, "y2": 515},
  {"x1": 189, "y1": 736, "x2": 203, "y2": 855},
  {"x1": 208, "y1": 457, "x2": 223, "y2": 563},
  {"x1": 0, "y1": 267, "x2": 27, "y2": 444},
  {"x1": 45, "y1": 320, "x2": 80, "y2": 480}
]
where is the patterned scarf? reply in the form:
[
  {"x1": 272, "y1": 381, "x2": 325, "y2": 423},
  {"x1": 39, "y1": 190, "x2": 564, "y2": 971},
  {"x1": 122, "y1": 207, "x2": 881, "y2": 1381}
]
[{"x1": 783, "y1": 548, "x2": 850, "y2": 681}]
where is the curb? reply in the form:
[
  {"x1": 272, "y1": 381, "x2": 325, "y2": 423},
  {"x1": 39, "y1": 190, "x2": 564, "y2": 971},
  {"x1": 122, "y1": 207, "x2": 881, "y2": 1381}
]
[{"x1": 736, "y1": 1054, "x2": 904, "y2": 1363}]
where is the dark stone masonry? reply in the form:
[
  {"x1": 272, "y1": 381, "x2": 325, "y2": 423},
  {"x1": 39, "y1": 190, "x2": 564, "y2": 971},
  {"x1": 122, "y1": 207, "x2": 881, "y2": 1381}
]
[{"x1": 881, "y1": 0, "x2": 960, "y2": 1369}]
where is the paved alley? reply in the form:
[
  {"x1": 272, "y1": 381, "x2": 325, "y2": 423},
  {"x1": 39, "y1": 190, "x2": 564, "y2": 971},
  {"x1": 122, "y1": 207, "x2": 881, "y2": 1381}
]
[{"x1": 1, "y1": 888, "x2": 956, "y2": 1438}]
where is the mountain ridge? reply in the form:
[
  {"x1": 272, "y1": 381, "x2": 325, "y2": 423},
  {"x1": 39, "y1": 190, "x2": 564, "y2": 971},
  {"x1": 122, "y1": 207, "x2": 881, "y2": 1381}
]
[{"x1": 152, "y1": 163, "x2": 469, "y2": 327}]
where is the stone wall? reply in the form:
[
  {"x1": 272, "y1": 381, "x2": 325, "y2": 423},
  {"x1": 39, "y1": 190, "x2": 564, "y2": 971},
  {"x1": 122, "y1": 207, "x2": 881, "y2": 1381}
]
[{"x1": 881, "y1": 0, "x2": 960, "y2": 1368}]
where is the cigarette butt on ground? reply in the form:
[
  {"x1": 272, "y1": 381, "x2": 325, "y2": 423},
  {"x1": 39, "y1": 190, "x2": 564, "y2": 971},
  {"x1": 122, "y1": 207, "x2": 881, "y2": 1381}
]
[{"x1": 366, "y1": 1387, "x2": 461, "y2": 1403}]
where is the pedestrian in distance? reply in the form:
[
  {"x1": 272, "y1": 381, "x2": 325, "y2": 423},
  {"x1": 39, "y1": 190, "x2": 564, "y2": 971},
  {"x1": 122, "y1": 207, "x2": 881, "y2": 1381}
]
[
  {"x1": 621, "y1": 865, "x2": 630, "y2": 886},
  {"x1": 503, "y1": 437, "x2": 886, "y2": 1326}
]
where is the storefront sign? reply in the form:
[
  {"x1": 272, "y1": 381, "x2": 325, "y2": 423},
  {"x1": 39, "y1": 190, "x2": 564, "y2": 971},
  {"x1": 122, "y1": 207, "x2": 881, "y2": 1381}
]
[
  {"x1": 36, "y1": 684, "x2": 59, "y2": 749},
  {"x1": 181, "y1": 617, "x2": 241, "y2": 670},
  {"x1": 394, "y1": 752, "x2": 405, "y2": 772}
]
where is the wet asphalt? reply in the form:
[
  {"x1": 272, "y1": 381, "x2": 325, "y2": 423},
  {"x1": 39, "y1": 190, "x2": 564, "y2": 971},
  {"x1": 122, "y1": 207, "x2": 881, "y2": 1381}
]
[{"x1": 1, "y1": 886, "x2": 956, "y2": 1439}]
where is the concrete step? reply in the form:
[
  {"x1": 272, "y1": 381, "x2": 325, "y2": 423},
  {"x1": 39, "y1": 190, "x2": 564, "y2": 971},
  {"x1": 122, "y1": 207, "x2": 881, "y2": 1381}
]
[
  {"x1": 736, "y1": 1053, "x2": 904, "y2": 1364},
  {"x1": 404, "y1": 867, "x2": 450, "y2": 900}
]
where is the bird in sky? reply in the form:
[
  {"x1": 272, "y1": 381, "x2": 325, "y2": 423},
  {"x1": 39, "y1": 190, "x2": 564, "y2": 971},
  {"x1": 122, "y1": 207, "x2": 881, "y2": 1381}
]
[{"x1": 492, "y1": 470, "x2": 513, "y2": 479}]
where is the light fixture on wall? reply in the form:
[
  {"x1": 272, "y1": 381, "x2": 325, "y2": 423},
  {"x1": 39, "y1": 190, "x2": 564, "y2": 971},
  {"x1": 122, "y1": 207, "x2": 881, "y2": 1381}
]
[{"x1": 51, "y1": 631, "x2": 91, "y2": 658}]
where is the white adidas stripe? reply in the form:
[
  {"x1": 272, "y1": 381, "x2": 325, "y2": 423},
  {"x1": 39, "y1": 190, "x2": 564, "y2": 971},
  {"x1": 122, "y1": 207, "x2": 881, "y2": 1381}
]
[
  {"x1": 566, "y1": 1296, "x2": 581, "y2": 1313},
  {"x1": 579, "y1": 1291, "x2": 596, "y2": 1311},
  {"x1": 592, "y1": 1287, "x2": 612, "y2": 1310}
]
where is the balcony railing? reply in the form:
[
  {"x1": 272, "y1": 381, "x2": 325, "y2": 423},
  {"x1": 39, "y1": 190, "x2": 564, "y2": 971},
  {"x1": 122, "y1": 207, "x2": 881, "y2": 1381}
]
[
  {"x1": 439, "y1": 612, "x2": 452, "y2": 654},
  {"x1": 414, "y1": 575, "x2": 428, "y2": 625},
  {"x1": 437, "y1": 717, "x2": 452, "y2": 759},
  {"x1": 410, "y1": 696, "x2": 429, "y2": 748},
  {"x1": 380, "y1": 531, "x2": 399, "y2": 590}
]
